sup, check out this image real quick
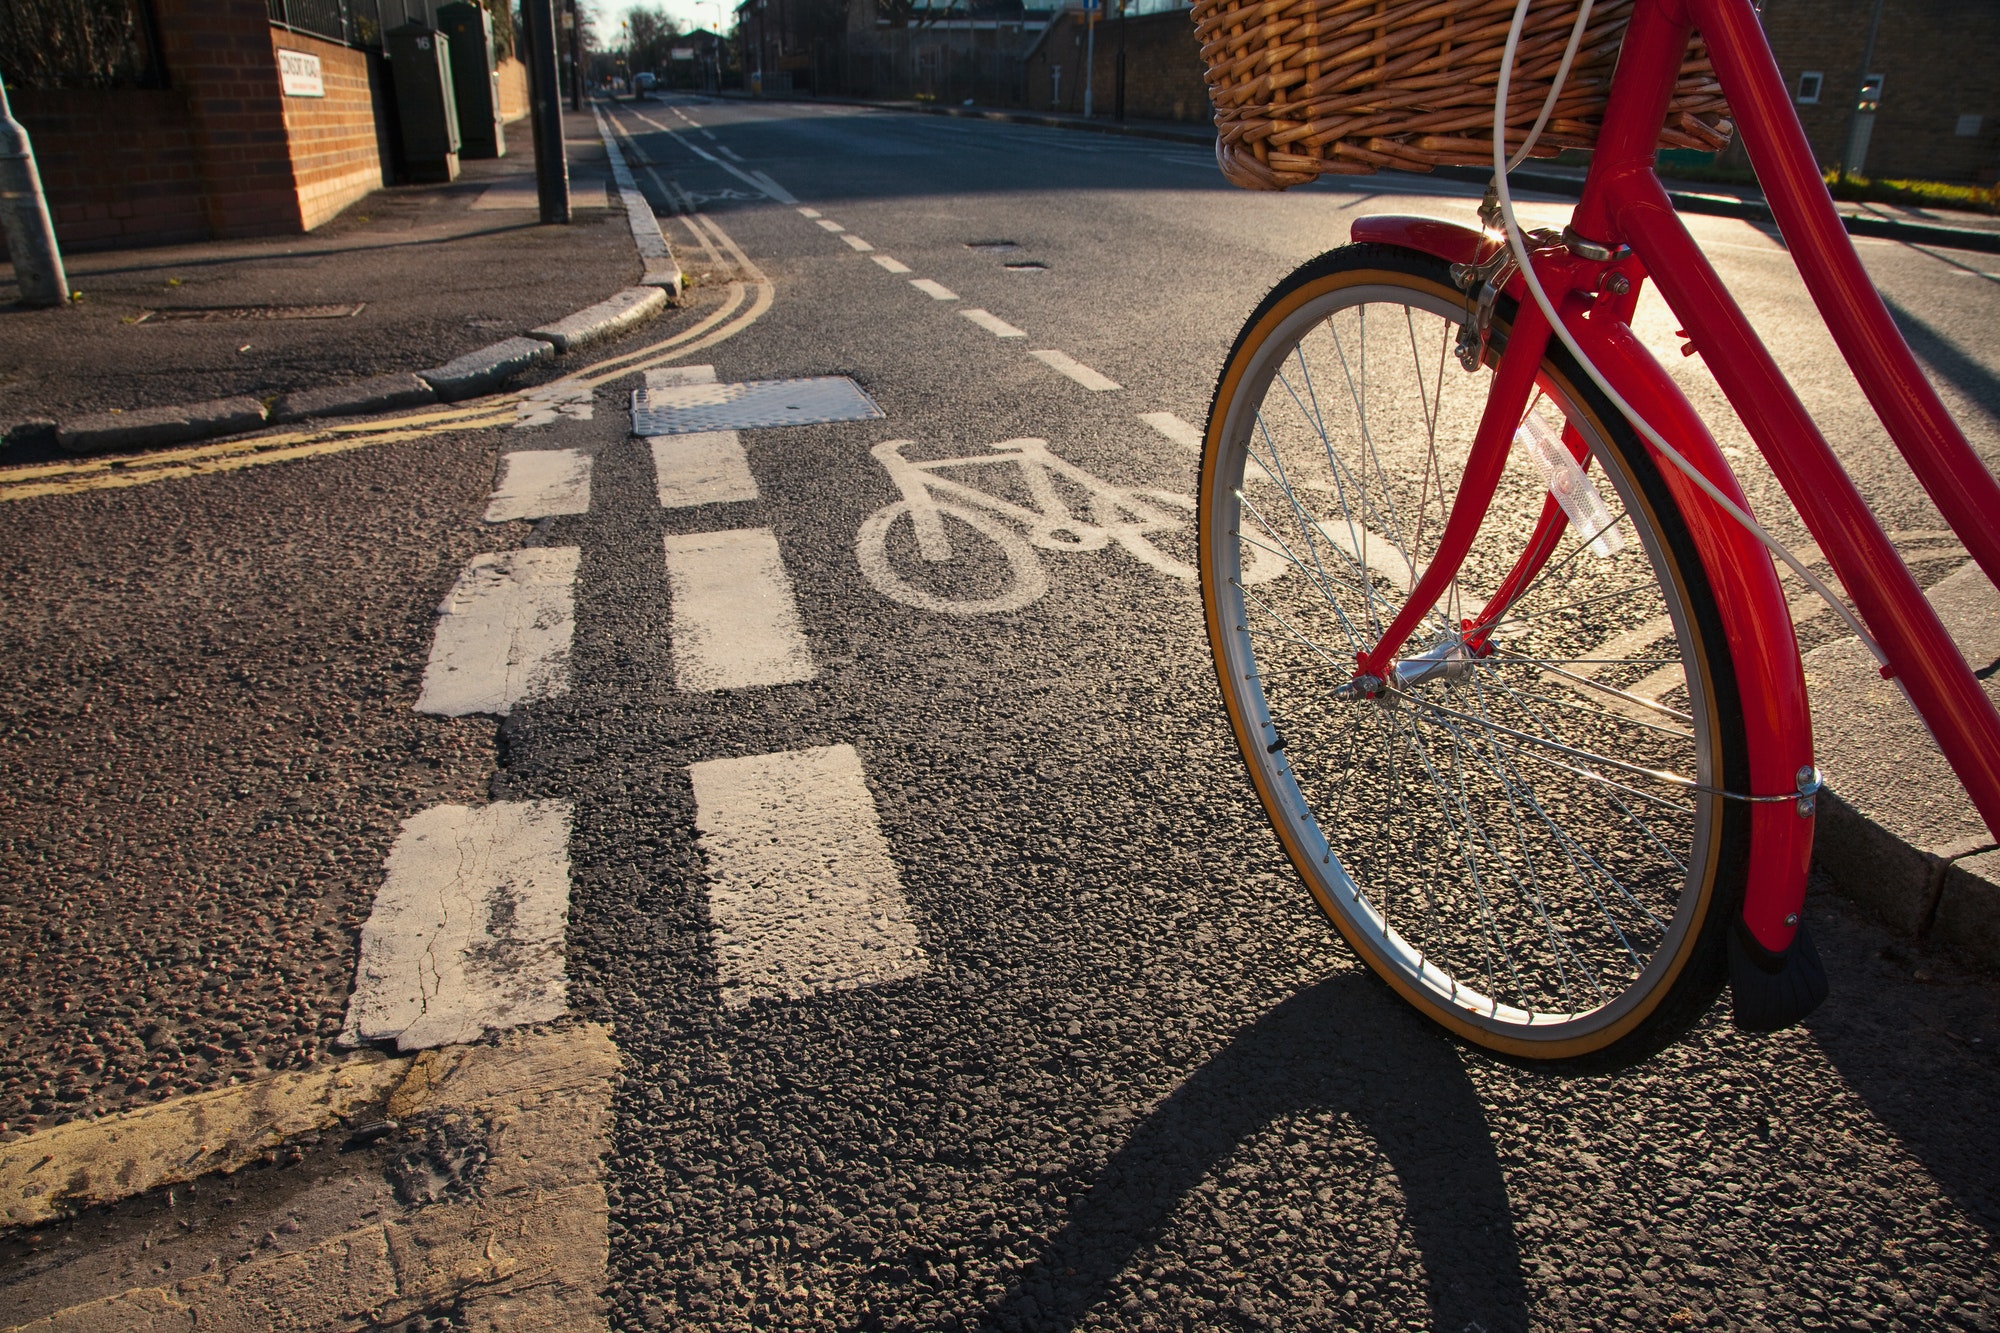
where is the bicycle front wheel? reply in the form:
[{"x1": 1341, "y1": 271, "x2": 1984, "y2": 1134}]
[{"x1": 1200, "y1": 244, "x2": 1751, "y2": 1064}]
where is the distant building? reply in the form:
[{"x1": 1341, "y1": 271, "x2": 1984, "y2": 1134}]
[
  {"x1": 1021, "y1": 0, "x2": 1207, "y2": 123},
  {"x1": 1753, "y1": 0, "x2": 1998, "y2": 183}
]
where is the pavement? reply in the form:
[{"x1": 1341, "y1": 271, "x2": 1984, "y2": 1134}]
[
  {"x1": 0, "y1": 91, "x2": 1997, "y2": 1332},
  {"x1": 0, "y1": 109, "x2": 661, "y2": 456}
]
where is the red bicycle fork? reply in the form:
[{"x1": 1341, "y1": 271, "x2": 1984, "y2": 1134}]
[{"x1": 1352, "y1": 0, "x2": 2000, "y2": 1000}]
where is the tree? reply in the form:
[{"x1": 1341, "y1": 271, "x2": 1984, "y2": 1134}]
[{"x1": 626, "y1": 6, "x2": 682, "y2": 76}]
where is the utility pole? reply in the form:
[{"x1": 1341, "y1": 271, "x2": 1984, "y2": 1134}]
[
  {"x1": 1835, "y1": 0, "x2": 1886, "y2": 184},
  {"x1": 0, "y1": 80, "x2": 69, "y2": 307},
  {"x1": 525, "y1": 0, "x2": 572, "y2": 222},
  {"x1": 568, "y1": 0, "x2": 583, "y2": 111},
  {"x1": 1114, "y1": 0, "x2": 1126, "y2": 122},
  {"x1": 1082, "y1": 0, "x2": 1097, "y2": 118}
]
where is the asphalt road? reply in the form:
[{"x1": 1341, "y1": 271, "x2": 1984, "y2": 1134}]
[{"x1": 4, "y1": 94, "x2": 1999, "y2": 1331}]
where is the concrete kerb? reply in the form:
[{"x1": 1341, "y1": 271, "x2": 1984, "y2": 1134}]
[{"x1": 23, "y1": 158, "x2": 687, "y2": 453}]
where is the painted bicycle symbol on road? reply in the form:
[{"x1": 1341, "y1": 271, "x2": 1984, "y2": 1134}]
[{"x1": 856, "y1": 436, "x2": 1283, "y2": 614}]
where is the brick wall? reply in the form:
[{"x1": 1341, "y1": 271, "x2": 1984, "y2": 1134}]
[
  {"x1": 1755, "y1": 0, "x2": 1999, "y2": 183},
  {"x1": 497, "y1": 57, "x2": 530, "y2": 123},
  {"x1": 1023, "y1": 8, "x2": 1210, "y2": 124},
  {"x1": 152, "y1": 0, "x2": 305, "y2": 239},
  {"x1": 271, "y1": 29, "x2": 381, "y2": 230},
  {"x1": 6, "y1": 90, "x2": 211, "y2": 255}
]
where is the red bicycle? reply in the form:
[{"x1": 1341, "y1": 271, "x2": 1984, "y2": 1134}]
[{"x1": 1196, "y1": 0, "x2": 2000, "y2": 1062}]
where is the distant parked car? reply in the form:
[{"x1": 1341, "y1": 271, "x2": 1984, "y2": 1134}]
[{"x1": 634, "y1": 71, "x2": 657, "y2": 96}]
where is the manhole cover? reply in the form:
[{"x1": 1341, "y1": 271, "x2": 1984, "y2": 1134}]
[
  {"x1": 965, "y1": 240, "x2": 1021, "y2": 253},
  {"x1": 1004, "y1": 261, "x2": 1048, "y2": 272},
  {"x1": 133, "y1": 303, "x2": 366, "y2": 323},
  {"x1": 631, "y1": 376, "x2": 885, "y2": 436}
]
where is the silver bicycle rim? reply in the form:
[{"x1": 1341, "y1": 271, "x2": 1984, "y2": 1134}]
[{"x1": 1208, "y1": 273, "x2": 1722, "y2": 1046}]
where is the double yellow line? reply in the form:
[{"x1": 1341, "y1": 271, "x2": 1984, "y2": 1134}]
[{"x1": 2, "y1": 213, "x2": 774, "y2": 504}]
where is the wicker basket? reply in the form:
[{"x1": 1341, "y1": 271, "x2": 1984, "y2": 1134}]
[{"x1": 1193, "y1": 0, "x2": 1732, "y2": 190}]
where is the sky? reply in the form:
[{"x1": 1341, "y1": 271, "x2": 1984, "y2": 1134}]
[{"x1": 603, "y1": 0, "x2": 730, "y2": 41}]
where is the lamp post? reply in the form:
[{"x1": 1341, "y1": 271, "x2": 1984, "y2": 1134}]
[
  {"x1": 1835, "y1": 0, "x2": 1887, "y2": 185},
  {"x1": 0, "y1": 79, "x2": 69, "y2": 306}
]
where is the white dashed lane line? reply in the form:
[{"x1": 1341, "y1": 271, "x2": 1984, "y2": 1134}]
[
  {"x1": 961, "y1": 308, "x2": 1026, "y2": 339},
  {"x1": 1140, "y1": 411, "x2": 1203, "y2": 450},
  {"x1": 841, "y1": 234, "x2": 875, "y2": 252},
  {"x1": 341, "y1": 800, "x2": 575, "y2": 1051},
  {"x1": 872, "y1": 255, "x2": 913, "y2": 274},
  {"x1": 797, "y1": 206, "x2": 822, "y2": 218},
  {"x1": 484, "y1": 448, "x2": 592, "y2": 521},
  {"x1": 416, "y1": 547, "x2": 580, "y2": 717},
  {"x1": 1031, "y1": 348, "x2": 1121, "y2": 391},
  {"x1": 910, "y1": 278, "x2": 958, "y2": 301},
  {"x1": 662, "y1": 528, "x2": 817, "y2": 691},
  {"x1": 690, "y1": 744, "x2": 929, "y2": 1009},
  {"x1": 652, "y1": 431, "x2": 758, "y2": 508},
  {"x1": 816, "y1": 218, "x2": 846, "y2": 233}
]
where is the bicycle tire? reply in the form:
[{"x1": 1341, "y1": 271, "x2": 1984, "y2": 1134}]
[
  {"x1": 1200, "y1": 243, "x2": 1752, "y2": 1065},
  {"x1": 857, "y1": 499, "x2": 1049, "y2": 614}
]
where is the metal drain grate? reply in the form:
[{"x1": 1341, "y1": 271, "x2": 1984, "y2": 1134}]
[
  {"x1": 133, "y1": 303, "x2": 366, "y2": 323},
  {"x1": 631, "y1": 376, "x2": 885, "y2": 436}
]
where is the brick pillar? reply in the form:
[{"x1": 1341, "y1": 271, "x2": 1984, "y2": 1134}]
[{"x1": 153, "y1": 0, "x2": 305, "y2": 239}]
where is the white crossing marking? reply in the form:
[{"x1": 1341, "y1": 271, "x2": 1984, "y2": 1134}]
[
  {"x1": 1139, "y1": 411, "x2": 1203, "y2": 451},
  {"x1": 750, "y1": 170, "x2": 797, "y2": 204},
  {"x1": 960, "y1": 308, "x2": 1026, "y2": 338},
  {"x1": 689, "y1": 745, "x2": 928, "y2": 1009},
  {"x1": 416, "y1": 547, "x2": 580, "y2": 716},
  {"x1": 910, "y1": 278, "x2": 958, "y2": 301},
  {"x1": 816, "y1": 218, "x2": 845, "y2": 233},
  {"x1": 650, "y1": 431, "x2": 757, "y2": 508},
  {"x1": 798, "y1": 207, "x2": 822, "y2": 218},
  {"x1": 646, "y1": 364, "x2": 718, "y2": 388},
  {"x1": 872, "y1": 255, "x2": 913, "y2": 274},
  {"x1": 341, "y1": 800, "x2": 574, "y2": 1051},
  {"x1": 841, "y1": 233, "x2": 875, "y2": 252},
  {"x1": 513, "y1": 381, "x2": 595, "y2": 428},
  {"x1": 662, "y1": 528, "x2": 815, "y2": 690},
  {"x1": 485, "y1": 448, "x2": 592, "y2": 522},
  {"x1": 1031, "y1": 349, "x2": 1121, "y2": 391}
]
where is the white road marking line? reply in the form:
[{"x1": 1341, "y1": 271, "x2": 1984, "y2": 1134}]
[
  {"x1": 646, "y1": 363, "x2": 719, "y2": 388},
  {"x1": 484, "y1": 448, "x2": 592, "y2": 522},
  {"x1": 816, "y1": 218, "x2": 846, "y2": 233},
  {"x1": 662, "y1": 528, "x2": 815, "y2": 690},
  {"x1": 910, "y1": 278, "x2": 958, "y2": 300},
  {"x1": 1140, "y1": 411, "x2": 1203, "y2": 451},
  {"x1": 717, "y1": 144, "x2": 745, "y2": 162},
  {"x1": 961, "y1": 308, "x2": 1026, "y2": 338},
  {"x1": 341, "y1": 800, "x2": 575, "y2": 1051},
  {"x1": 798, "y1": 207, "x2": 822, "y2": 218},
  {"x1": 701, "y1": 129, "x2": 717, "y2": 141},
  {"x1": 749, "y1": 170, "x2": 798, "y2": 204},
  {"x1": 649, "y1": 430, "x2": 758, "y2": 507},
  {"x1": 872, "y1": 254, "x2": 913, "y2": 274},
  {"x1": 689, "y1": 744, "x2": 928, "y2": 1009},
  {"x1": 1031, "y1": 348, "x2": 1121, "y2": 391},
  {"x1": 512, "y1": 381, "x2": 595, "y2": 428},
  {"x1": 841, "y1": 233, "x2": 875, "y2": 252},
  {"x1": 416, "y1": 547, "x2": 580, "y2": 717}
]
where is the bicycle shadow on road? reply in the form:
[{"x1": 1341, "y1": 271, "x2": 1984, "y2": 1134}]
[{"x1": 974, "y1": 973, "x2": 1528, "y2": 1332}]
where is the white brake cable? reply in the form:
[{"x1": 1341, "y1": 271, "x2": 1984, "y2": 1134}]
[{"x1": 1490, "y1": 0, "x2": 1887, "y2": 665}]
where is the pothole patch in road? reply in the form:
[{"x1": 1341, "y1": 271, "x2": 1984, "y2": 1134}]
[
  {"x1": 1004, "y1": 260, "x2": 1049, "y2": 272},
  {"x1": 130, "y1": 304, "x2": 367, "y2": 323},
  {"x1": 964, "y1": 240, "x2": 1021, "y2": 253}
]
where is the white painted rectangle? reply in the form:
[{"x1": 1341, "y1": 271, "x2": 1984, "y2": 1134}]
[
  {"x1": 342, "y1": 801, "x2": 574, "y2": 1051},
  {"x1": 277, "y1": 49, "x2": 324, "y2": 97},
  {"x1": 690, "y1": 745, "x2": 927, "y2": 1009},
  {"x1": 872, "y1": 255, "x2": 913, "y2": 274},
  {"x1": 1140, "y1": 411, "x2": 1203, "y2": 450},
  {"x1": 910, "y1": 278, "x2": 958, "y2": 301},
  {"x1": 416, "y1": 547, "x2": 580, "y2": 717},
  {"x1": 485, "y1": 448, "x2": 592, "y2": 521},
  {"x1": 663, "y1": 528, "x2": 815, "y2": 690},
  {"x1": 645, "y1": 364, "x2": 718, "y2": 388},
  {"x1": 841, "y1": 233, "x2": 875, "y2": 252},
  {"x1": 1032, "y1": 348, "x2": 1121, "y2": 391},
  {"x1": 816, "y1": 218, "x2": 846, "y2": 233},
  {"x1": 650, "y1": 430, "x2": 757, "y2": 508},
  {"x1": 961, "y1": 308, "x2": 1025, "y2": 338},
  {"x1": 798, "y1": 207, "x2": 823, "y2": 218}
]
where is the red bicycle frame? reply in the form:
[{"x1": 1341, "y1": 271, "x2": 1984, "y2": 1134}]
[{"x1": 1350, "y1": 0, "x2": 2000, "y2": 960}]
